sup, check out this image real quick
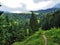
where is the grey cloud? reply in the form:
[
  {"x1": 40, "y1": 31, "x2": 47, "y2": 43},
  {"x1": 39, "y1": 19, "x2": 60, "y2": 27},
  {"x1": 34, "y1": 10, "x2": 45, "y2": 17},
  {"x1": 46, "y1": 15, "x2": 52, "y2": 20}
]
[
  {"x1": 33, "y1": 0, "x2": 48, "y2": 3},
  {"x1": 0, "y1": 0, "x2": 60, "y2": 13},
  {"x1": 33, "y1": 0, "x2": 60, "y2": 3},
  {"x1": 0, "y1": 4, "x2": 28, "y2": 12}
]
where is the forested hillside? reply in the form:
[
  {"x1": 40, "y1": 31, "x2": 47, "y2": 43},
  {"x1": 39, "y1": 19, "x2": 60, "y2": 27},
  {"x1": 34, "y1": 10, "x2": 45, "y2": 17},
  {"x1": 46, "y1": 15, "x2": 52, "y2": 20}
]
[
  {"x1": 0, "y1": 9, "x2": 60, "y2": 45},
  {"x1": 13, "y1": 28, "x2": 60, "y2": 45}
]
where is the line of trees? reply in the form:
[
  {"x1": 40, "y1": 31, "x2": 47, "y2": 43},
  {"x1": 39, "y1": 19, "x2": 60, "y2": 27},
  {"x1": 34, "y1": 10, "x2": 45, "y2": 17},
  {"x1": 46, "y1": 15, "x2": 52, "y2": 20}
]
[{"x1": 41, "y1": 10, "x2": 60, "y2": 30}]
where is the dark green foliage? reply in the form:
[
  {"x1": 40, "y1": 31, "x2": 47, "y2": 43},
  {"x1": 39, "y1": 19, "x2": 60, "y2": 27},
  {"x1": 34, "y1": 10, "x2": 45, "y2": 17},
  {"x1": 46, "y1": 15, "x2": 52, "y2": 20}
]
[
  {"x1": 24, "y1": 22, "x2": 30, "y2": 36},
  {"x1": 5, "y1": 15, "x2": 9, "y2": 24},
  {"x1": 53, "y1": 36, "x2": 60, "y2": 44},
  {"x1": 0, "y1": 15, "x2": 26, "y2": 45},
  {"x1": 41, "y1": 13, "x2": 51, "y2": 30},
  {"x1": 40, "y1": 9, "x2": 60, "y2": 30},
  {"x1": 52, "y1": 10, "x2": 60, "y2": 27},
  {"x1": 30, "y1": 11, "x2": 39, "y2": 33}
]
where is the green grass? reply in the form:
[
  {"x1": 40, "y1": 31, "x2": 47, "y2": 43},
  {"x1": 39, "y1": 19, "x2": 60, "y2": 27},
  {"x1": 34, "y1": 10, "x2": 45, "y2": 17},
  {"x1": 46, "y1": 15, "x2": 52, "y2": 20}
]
[{"x1": 12, "y1": 28, "x2": 60, "y2": 45}]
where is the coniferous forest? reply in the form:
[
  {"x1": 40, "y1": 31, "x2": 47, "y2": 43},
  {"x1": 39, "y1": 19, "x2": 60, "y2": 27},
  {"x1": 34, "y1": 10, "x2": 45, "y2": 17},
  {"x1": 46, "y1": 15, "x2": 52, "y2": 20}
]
[{"x1": 0, "y1": 9, "x2": 60, "y2": 45}]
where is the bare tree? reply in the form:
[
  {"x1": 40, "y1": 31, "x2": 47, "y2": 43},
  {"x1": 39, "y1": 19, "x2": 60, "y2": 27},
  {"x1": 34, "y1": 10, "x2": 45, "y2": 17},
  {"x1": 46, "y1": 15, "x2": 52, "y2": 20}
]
[
  {"x1": 0, "y1": 2, "x2": 2, "y2": 6},
  {"x1": 0, "y1": 2, "x2": 3, "y2": 15}
]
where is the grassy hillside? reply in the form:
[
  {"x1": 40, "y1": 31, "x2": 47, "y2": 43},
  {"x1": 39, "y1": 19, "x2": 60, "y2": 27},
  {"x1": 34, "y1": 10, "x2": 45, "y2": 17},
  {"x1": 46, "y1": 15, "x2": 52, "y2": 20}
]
[{"x1": 13, "y1": 28, "x2": 60, "y2": 45}]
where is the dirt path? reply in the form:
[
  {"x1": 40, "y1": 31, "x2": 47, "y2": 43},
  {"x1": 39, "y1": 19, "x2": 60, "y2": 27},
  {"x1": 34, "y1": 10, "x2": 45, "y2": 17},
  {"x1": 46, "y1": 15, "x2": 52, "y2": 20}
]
[{"x1": 42, "y1": 33, "x2": 48, "y2": 45}]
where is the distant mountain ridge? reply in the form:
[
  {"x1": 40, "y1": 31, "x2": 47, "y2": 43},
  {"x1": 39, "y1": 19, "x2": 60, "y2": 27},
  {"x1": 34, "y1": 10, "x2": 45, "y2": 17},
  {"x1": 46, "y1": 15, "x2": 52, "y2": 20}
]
[
  {"x1": 35, "y1": 8, "x2": 58, "y2": 13},
  {"x1": 35, "y1": 3, "x2": 60, "y2": 13},
  {"x1": 54, "y1": 3, "x2": 60, "y2": 8}
]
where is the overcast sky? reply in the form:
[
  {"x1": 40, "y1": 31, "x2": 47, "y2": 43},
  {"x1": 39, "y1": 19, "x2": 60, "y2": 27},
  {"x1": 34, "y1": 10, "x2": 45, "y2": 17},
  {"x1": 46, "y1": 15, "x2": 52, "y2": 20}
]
[{"x1": 0, "y1": 0, "x2": 60, "y2": 13}]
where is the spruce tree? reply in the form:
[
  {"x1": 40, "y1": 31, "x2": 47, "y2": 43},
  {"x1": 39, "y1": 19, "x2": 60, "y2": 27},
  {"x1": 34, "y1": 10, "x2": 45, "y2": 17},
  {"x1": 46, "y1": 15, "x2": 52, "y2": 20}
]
[{"x1": 30, "y1": 11, "x2": 38, "y2": 33}]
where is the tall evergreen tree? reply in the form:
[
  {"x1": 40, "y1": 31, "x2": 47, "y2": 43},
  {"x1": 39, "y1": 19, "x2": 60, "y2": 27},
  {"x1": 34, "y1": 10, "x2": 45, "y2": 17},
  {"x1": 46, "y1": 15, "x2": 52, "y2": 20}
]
[
  {"x1": 30, "y1": 11, "x2": 38, "y2": 33},
  {"x1": 53, "y1": 10, "x2": 60, "y2": 27},
  {"x1": 41, "y1": 13, "x2": 51, "y2": 30}
]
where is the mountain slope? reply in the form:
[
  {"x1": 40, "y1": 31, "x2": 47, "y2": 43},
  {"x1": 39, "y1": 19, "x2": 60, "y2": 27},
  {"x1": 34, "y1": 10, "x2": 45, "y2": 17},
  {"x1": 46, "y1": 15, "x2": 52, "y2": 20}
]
[
  {"x1": 35, "y1": 3, "x2": 60, "y2": 13},
  {"x1": 13, "y1": 30, "x2": 44, "y2": 45},
  {"x1": 54, "y1": 3, "x2": 60, "y2": 8},
  {"x1": 13, "y1": 28, "x2": 60, "y2": 45},
  {"x1": 35, "y1": 8, "x2": 60, "y2": 13}
]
